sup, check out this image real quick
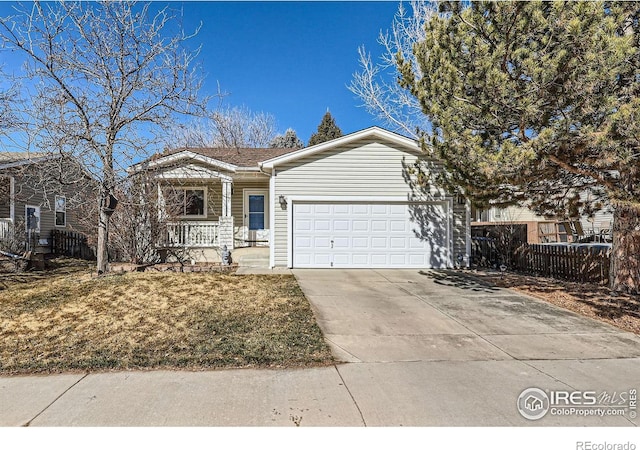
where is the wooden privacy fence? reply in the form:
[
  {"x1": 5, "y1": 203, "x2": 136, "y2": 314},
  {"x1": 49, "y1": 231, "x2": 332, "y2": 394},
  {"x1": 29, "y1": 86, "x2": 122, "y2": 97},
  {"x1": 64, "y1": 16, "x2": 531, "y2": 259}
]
[
  {"x1": 51, "y1": 229, "x2": 95, "y2": 260},
  {"x1": 513, "y1": 244, "x2": 611, "y2": 284}
]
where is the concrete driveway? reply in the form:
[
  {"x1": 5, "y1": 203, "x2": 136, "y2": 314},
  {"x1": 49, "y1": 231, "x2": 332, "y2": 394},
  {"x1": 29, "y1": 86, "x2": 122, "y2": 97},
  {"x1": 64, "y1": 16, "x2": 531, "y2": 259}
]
[
  {"x1": 294, "y1": 269, "x2": 640, "y2": 425},
  {"x1": 2, "y1": 269, "x2": 639, "y2": 427}
]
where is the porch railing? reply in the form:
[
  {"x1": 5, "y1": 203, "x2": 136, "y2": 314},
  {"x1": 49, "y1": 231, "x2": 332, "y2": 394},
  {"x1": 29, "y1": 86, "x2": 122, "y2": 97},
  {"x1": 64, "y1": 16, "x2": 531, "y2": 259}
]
[
  {"x1": 165, "y1": 221, "x2": 219, "y2": 247},
  {"x1": 0, "y1": 219, "x2": 12, "y2": 239}
]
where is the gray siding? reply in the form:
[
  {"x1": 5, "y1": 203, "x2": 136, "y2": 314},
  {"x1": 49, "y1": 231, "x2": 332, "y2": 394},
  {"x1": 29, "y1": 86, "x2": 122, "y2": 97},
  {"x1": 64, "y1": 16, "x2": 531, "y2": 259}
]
[
  {"x1": 7, "y1": 167, "x2": 87, "y2": 252},
  {"x1": 272, "y1": 139, "x2": 468, "y2": 267}
]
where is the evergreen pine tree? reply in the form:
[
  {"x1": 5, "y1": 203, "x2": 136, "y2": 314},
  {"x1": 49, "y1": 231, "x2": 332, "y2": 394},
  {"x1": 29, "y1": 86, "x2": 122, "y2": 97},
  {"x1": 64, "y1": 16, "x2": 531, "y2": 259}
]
[
  {"x1": 308, "y1": 111, "x2": 343, "y2": 146},
  {"x1": 397, "y1": 1, "x2": 640, "y2": 293}
]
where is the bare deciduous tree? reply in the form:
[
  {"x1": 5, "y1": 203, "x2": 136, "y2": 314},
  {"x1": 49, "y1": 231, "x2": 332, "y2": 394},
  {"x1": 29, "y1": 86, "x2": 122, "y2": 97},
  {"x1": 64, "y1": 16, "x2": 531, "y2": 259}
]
[
  {"x1": 0, "y1": 1, "x2": 209, "y2": 274},
  {"x1": 169, "y1": 106, "x2": 278, "y2": 149},
  {"x1": 348, "y1": 0, "x2": 436, "y2": 138},
  {"x1": 270, "y1": 128, "x2": 304, "y2": 149}
]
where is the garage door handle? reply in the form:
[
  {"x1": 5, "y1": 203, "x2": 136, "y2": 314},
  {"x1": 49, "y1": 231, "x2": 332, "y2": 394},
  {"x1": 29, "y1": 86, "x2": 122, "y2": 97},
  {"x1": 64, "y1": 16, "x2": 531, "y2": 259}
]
[{"x1": 330, "y1": 240, "x2": 334, "y2": 249}]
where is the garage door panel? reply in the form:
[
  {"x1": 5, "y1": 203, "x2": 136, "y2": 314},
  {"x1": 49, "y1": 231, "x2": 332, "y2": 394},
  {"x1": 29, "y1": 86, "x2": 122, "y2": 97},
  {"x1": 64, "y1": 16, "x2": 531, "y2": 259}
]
[
  {"x1": 390, "y1": 254, "x2": 408, "y2": 265},
  {"x1": 352, "y1": 220, "x2": 369, "y2": 232},
  {"x1": 333, "y1": 220, "x2": 350, "y2": 231},
  {"x1": 371, "y1": 237, "x2": 387, "y2": 248},
  {"x1": 296, "y1": 204, "x2": 312, "y2": 214},
  {"x1": 295, "y1": 219, "x2": 312, "y2": 232},
  {"x1": 294, "y1": 253, "x2": 311, "y2": 266},
  {"x1": 333, "y1": 237, "x2": 349, "y2": 249},
  {"x1": 352, "y1": 204, "x2": 369, "y2": 214},
  {"x1": 352, "y1": 254, "x2": 369, "y2": 265},
  {"x1": 314, "y1": 236, "x2": 331, "y2": 249},
  {"x1": 296, "y1": 236, "x2": 312, "y2": 248},
  {"x1": 371, "y1": 220, "x2": 387, "y2": 232},
  {"x1": 333, "y1": 204, "x2": 349, "y2": 214},
  {"x1": 410, "y1": 254, "x2": 427, "y2": 265},
  {"x1": 352, "y1": 237, "x2": 369, "y2": 248},
  {"x1": 371, "y1": 254, "x2": 388, "y2": 265},
  {"x1": 292, "y1": 202, "x2": 449, "y2": 269},
  {"x1": 390, "y1": 220, "x2": 407, "y2": 232},
  {"x1": 390, "y1": 237, "x2": 406, "y2": 248},
  {"x1": 314, "y1": 220, "x2": 330, "y2": 232},
  {"x1": 409, "y1": 237, "x2": 428, "y2": 249},
  {"x1": 313, "y1": 253, "x2": 332, "y2": 265},
  {"x1": 333, "y1": 253, "x2": 350, "y2": 265}
]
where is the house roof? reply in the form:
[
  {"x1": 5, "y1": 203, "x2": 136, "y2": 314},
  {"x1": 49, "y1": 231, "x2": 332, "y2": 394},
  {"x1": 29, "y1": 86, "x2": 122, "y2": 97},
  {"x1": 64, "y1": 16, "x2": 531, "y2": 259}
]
[
  {"x1": 149, "y1": 147, "x2": 299, "y2": 168},
  {"x1": 0, "y1": 152, "x2": 49, "y2": 164},
  {"x1": 259, "y1": 126, "x2": 419, "y2": 170},
  {"x1": 0, "y1": 152, "x2": 56, "y2": 170}
]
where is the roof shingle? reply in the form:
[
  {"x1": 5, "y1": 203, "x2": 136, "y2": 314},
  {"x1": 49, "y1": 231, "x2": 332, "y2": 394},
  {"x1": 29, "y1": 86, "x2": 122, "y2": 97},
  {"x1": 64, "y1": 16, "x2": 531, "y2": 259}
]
[{"x1": 153, "y1": 147, "x2": 300, "y2": 167}]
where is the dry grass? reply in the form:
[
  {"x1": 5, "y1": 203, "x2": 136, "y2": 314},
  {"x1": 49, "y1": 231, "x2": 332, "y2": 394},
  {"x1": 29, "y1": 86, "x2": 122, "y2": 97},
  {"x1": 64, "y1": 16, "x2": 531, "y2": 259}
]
[
  {"x1": 0, "y1": 259, "x2": 333, "y2": 375},
  {"x1": 470, "y1": 270, "x2": 640, "y2": 335}
]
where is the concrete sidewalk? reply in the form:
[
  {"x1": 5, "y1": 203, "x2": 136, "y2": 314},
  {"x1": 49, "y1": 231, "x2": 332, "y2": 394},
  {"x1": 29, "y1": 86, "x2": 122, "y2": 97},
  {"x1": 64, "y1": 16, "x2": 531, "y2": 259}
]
[
  {"x1": 1, "y1": 269, "x2": 639, "y2": 426},
  {"x1": 2, "y1": 359, "x2": 639, "y2": 426}
]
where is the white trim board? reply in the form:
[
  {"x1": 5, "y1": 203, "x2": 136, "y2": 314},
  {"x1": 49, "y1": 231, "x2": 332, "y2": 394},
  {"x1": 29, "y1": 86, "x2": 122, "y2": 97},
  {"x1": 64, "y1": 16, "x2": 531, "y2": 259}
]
[
  {"x1": 154, "y1": 164, "x2": 233, "y2": 182},
  {"x1": 135, "y1": 151, "x2": 238, "y2": 174}
]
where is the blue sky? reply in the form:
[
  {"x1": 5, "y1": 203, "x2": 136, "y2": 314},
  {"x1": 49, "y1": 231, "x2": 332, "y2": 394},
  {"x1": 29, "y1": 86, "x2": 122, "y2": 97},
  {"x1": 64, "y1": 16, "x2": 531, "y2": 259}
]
[
  {"x1": 0, "y1": 1, "x2": 403, "y2": 146},
  {"x1": 175, "y1": 1, "x2": 401, "y2": 143}
]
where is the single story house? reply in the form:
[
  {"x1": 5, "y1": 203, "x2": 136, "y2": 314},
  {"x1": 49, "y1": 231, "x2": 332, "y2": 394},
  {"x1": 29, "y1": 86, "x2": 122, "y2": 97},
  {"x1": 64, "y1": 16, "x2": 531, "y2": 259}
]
[
  {"x1": 132, "y1": 127, "x2": 471, "y2": 269},
  {"x1": 0, "y1": 152, "x2": 91, "y2": 254}
]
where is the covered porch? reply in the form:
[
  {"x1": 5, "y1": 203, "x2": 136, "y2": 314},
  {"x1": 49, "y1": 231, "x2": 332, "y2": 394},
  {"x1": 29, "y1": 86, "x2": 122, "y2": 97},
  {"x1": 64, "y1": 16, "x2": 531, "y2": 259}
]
[{"x1": 156, "y1": 164, "x2": 271, "y2": 251}]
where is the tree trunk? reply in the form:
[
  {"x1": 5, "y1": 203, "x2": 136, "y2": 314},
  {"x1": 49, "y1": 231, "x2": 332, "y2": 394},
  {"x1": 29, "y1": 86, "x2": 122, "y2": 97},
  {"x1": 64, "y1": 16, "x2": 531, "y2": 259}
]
[
  {"x1": 610, "y1": 203, "x2": 640, "y2": 294},
  {"x1": 96, "y1": 199, "x2": 110, "y2": 275}
]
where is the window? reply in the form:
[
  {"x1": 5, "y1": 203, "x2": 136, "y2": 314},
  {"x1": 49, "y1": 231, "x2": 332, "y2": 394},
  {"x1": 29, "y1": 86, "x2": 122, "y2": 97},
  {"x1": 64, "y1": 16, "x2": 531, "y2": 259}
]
[
  {"x1": 55, "y1": 195, "x2": 66, "y2": 227},
  {"x1": 177, "y1": 188, "x2": 206, "y2": 217},
  {"x1": 248, "y1": 194, "x2": 265, "y2": 230}
]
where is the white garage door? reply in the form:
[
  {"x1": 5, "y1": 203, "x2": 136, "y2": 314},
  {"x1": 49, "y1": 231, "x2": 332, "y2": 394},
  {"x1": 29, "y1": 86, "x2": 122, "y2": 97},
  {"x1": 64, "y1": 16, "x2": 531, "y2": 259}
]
[{"x1": 292, "y1": 202, "x2": 450, "y2": 268}]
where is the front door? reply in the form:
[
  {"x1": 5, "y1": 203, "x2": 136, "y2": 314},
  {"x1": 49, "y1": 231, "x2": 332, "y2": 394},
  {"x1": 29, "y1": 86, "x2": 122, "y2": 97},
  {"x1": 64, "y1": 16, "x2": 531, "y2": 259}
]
[{"x1": 243, "y1": 189, "x2": 269, "y2": 245}]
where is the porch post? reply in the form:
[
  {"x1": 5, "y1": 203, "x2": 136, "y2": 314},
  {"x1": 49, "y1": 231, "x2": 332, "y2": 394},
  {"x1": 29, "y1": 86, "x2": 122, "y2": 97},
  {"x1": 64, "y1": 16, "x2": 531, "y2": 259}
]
[
  {"x1": 218, "y1": 180, "x2": 234, "y2": 249},
  {"x1": 9, "y1": 176, "x2": 14, "y2": 223}
]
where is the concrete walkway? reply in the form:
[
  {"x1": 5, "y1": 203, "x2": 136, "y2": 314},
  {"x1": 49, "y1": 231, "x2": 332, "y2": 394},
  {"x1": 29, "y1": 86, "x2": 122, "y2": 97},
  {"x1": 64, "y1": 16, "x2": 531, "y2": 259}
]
[{"x1": 1, "y1": 269, "x2": 639, "y2": 426}]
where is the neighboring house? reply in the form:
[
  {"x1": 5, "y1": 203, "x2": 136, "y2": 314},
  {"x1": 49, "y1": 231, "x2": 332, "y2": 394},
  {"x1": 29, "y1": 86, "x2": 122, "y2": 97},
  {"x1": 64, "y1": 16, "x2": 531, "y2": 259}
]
[
  {"x1": 132, "y1": 127, "x2": 470, "y2": 269},
  {"x1": 0, "y1": 152, "x2": 90, "y2": 253},
  {"x1": 472, "y1": 203, "x2": 614, "y2": 243}
]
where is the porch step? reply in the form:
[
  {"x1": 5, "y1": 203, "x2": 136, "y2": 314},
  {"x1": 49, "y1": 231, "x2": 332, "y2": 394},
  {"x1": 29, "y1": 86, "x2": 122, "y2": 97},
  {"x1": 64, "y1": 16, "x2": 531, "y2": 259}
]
[{"x1": 234, "y1": 247, "x2": 270, "y2": 268}]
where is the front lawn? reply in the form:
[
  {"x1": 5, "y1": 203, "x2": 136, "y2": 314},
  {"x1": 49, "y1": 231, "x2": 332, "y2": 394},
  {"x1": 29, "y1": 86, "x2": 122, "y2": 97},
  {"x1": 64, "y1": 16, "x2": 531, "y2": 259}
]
[{"x1": 0, "y1": 260, "x2": 333, "y2": 374}]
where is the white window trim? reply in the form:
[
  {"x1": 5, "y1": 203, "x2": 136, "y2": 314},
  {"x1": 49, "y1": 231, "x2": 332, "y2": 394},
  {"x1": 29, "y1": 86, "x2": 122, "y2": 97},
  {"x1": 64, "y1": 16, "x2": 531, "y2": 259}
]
[
  {"x1": 285, "y1": 195, "x2": 454, "y2": 269},
  {"x1": 25, "y1": 204, "x2": 41, "y2": 233},
  {"x1": 55, "y1": 195, "x2": 67, "y2": 228},
  {"x1": 243, "y1": 189, "x2": 269, "y2": 231},
  {"x1": 178, "y1": 186, "x2": 208, "y2": 219}
]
